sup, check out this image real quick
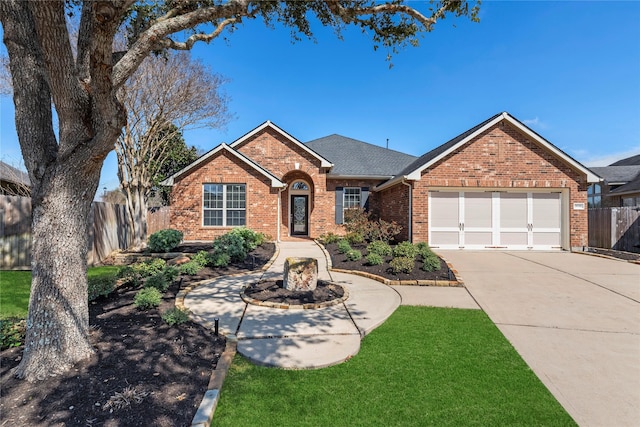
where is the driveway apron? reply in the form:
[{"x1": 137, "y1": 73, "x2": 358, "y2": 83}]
[{"x1": 439, "y1": 250, "x2": 640, "y2": 427}]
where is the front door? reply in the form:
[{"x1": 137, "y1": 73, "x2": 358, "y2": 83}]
[{"x1": 291, "y1": 195, "x2": 308, "y2": 235}]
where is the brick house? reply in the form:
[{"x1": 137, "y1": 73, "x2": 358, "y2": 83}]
[{"x1": 162, "y1": 112, "x2": 599, "y2": 251}]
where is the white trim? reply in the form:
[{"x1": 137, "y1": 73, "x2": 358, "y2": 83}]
[
  {"x1": 230, "y1": 121, "x2": 333, "y2": 168},
  {"x1": 160, "y1": 143, "x2": 285, "y2": 188}
]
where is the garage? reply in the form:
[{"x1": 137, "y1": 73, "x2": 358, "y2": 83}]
[{"x1": 428, "y1": 190, "x2": 564, "y2": 250}]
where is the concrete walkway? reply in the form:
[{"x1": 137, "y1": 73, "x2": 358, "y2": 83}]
[
  {"x1": 184, "y1": 241, "x2": 401, "y2": 369},
  {"x1": 439, "y1": 250, "x2": 640, "y2": 427}
]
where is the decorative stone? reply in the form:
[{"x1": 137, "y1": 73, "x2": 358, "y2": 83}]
[
  {"x1": 167, "y1": 255, "x2": 191, "y2": 266},
  {"x1": 283, "y1": 257, "x2": 318, "y2": 291}
]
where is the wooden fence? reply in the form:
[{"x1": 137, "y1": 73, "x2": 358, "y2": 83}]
[
  {"x1": 147, "y1": 206, "x2": 170, "y2": 235},
  {"x1": 589, "y1": 206, "x2": 640, "y2": 253},
  {"x1": 0, "y1": 196, "x2": 134, "y2": 268}
]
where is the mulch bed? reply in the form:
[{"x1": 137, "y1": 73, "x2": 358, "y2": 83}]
[
  {"x1": 243, "y1": 279, "x2": 345, "y2": 305},
  {"x1": 0, "y1": 243, "x2": 275, "y2": 427},
  {"x1": 325, "y1": 242, "x2": 455, "y2": 281}
]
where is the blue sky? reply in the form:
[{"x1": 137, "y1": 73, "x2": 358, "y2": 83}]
[{"x1": 1, "y1": 1, "x2": 639, "y2": 193}]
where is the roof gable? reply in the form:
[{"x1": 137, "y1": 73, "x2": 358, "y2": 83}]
[
  {"x1": 305, "y1": 134, "x2": 417, "y2": 178},
  {"x1": 376, "y1": 112, "x2": 600, "y2": 190},
  {"x1": 230, "y1": 121, "x2": 333, "y2": 168},
  {"x1": 160, "y1": 143, "x2": 285, "y2": 188}
]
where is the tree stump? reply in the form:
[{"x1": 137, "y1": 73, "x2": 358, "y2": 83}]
[{"x1": 283, "y1": 257, "x2": 318, "y2": 291}]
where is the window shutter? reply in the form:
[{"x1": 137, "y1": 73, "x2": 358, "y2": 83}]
[
  {"x1": 361, "y1": 187, "x2": 369, "y2": 210},
  {"x1": 335, "y1": 187, "x2": 344, "y2": 224}
]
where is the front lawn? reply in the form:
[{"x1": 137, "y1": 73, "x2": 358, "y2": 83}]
[
  {"x1": 0, "y1": 267, "x2": 119, "y2": 318},
  {"x1": 213, "y1": 306, "x2": 576, "y2": 426}
]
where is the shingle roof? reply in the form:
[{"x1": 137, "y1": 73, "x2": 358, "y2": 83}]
[
  {"x1": 305, "y1": 134, "x2": 417, "y2": 177},
  {"x1": 0, "y1": 161, "x2": 30, "y2": 186},
  {"x1": 610, "y1": 154, "x2": 640, "y2": 166},
  {"x1": 610, "y1": 174, "x2": 640, "y2": 195},
  {"x1": 589, "y1": 166, "x2": 640, "y2": 184}
]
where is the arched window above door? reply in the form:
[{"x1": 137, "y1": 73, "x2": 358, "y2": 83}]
[{"x1": 291, "y1": 181, "x2": 309, "y2": 191}]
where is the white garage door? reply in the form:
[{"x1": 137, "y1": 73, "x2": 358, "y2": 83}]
[{"x1": 429, "y1": 191, "x2": 562, "y2": 250}]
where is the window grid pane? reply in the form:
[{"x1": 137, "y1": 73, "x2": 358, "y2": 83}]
[
  {"x1": 203, "y1": 183, "x2": 246, "y2": 227},
  {"x1": 343, "y1": 188, "x2": 361, "y2": 209}
]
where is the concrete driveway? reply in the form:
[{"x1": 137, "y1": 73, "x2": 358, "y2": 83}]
[{"x1": 438, "y1": 251, "x2": 640, "y2": 427}]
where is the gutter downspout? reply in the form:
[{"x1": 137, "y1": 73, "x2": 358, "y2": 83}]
[
  {"x1": 276, "y1": 185, "x2": 288, "y2": 242},
  {"x1": 402, "y1": 180, "x2": 412, "y2": 242}
]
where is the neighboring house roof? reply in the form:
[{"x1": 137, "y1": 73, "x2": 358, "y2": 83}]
[
  {"x1": 589, "y1": 166, "x2": 640, "y2": 185},
  {"x1": 0, "y1": 161, "x2": 30, "y2": 186},
  {"x1": 160, "y1": 143, "x2": 285, "y2": 188},
  {"x1": 305, "y1": 134, "x2": 417, "y2": 178},
  {"x1": 376, "y1": 112, "x2": 600, "y2": 191},
  {"x1": 230, "y1": 120, "x2": 333, "y2": 168},
  {"x1": 610, "y1": 154, "x2": 640, "y2": 166},
  {"x1": 609, "y1": 174, "x2": 640, "y2": 195}
]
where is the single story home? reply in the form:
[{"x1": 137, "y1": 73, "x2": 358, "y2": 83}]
[
  {"x1": 589, "y1": 155, "x2": 640, "y2": 207},
  {"x1": 162, "y1": 112, "x2": 600, "y2": 251}
]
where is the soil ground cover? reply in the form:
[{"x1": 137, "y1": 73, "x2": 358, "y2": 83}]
[
  {"x1": 0, "y1": 243, "x2": 274, "y2": 427},
  {"x1": 242, "y1": 279, "x2": 345, "y2": 305},
  {"x1": 325, "y1": 242, "x2": 455, "y2": 281}
]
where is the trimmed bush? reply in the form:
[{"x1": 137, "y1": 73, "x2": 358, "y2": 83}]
[
  {"x1": 422, "y1": 253, "x2": 442, "y2": 272},
  {"x1": 229, "y1": 227, "x2": 266, "y2": 252},
  {"x1": 390, "y1": 256, "x2": 415, "y2": 274},
  {"x1": 367, "y1": 241, "x2": 392, "y2": 257},
  {"x1": 179, "y1": 260, "x2": 204, "y2": 276},
  {"x1": 209, "y1": 251, "x2": 231, "y2": 267},
  {"x1": 393, "y1": 241, "x2": 418, "y2": 259},
  {"x1": 337, "y1": 239, "x2": 352, "y2": 254},
  {"x1": 162, "y1": 265, "x2": 180, "y2": 283},
  {"x1": 0, "y1": 317, "x2": 26, "y2": 350},
  {"x1": 191, "y1": 251, "x2": 210, "y2": 268},
  {"x1": 213, "y1": 233, "x2": 247, "y2": 262},
  {"x1": 365, "y1": 252, "x2": 384, "y2": 266},
  {"x1": 319, "y1": 232, "x2": 342, "y2": 244},
  {"x1": 118, "y1": 258, "x2": 166, "y2": 287},
  {"x1": 346, "y1": 249, "x2": 362, "y2": 261},
  {"x1": 88, "y1": 274, "x2": 117, "y2": 301},
  {"x1": 345, "y1": 232, "x2": 364, "y2": 245},
  {"x1": 147, "y1": 228, "x2": 183, "y2": 253},
  {"x1": 144, "y1": 273, "x2": 169, "y2": 292},
  {"x1": 134, "y1": 287, "x2": 162, "y2": 310},
  {"x1": 162, "y1": 307, "x2": 190, "y2": 326}
]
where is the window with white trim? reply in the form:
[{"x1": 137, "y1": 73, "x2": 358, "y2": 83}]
[
  {"x1": 587, "y1": 183, "x2": 602, "y2": 208},
  {"x1": 343, "y1": 187, "x2": 361, "y2": 220},
  {"x1": 203, "y1": 184, "x2": 246, "y2": 226}
]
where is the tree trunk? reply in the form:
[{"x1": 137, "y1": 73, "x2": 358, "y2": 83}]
[
  {"x1": 14, "y1": 163, "x2": 100, "y2": 380},
  {"x1": 124, "y1": 184, "x2": 148, "y2": 249}
]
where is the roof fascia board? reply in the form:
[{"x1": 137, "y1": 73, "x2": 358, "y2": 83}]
[
  {"x1": 160, "y1": 143, "x2": 285, "y2": 188},
  {"x1": 327, "y1": 174, "x2": 393, "y2": 180},
  {"x1": 230, "y1": 120, "x2": 333, "y2": 168},
  {"x1": 373, "y1": 175, "x2": 406, "y2": 191}
]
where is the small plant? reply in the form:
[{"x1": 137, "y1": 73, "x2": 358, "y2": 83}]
[
  {"x1": 0, "y1": 317, "x2": 26, "y2": 350},
  {"x1": 337, "y1": 239, "x2": 352, "y2": 254},
  {"x1": 88, "y1": 274, "x2": 117, "y2": 301},
  {"x1": 367, "y1": 240, "x2": 392, "y2": 257},
  {"x1": 319, "y1": 232, "x2": 342, "y2": 244},
  {"x1": 162, "y1": 307, "x2": 190, "y2": 326},
  {"x1": 209, "y1": 250, "x2": 231, "y2": 267},
  {"x1": 365, "y1": 252, "x2": 384, "y2": 266},
  {"x1": 179, "y1": 260, "x2": 204, "y2": 276},
  {"x1": 422, "y1": 252, "x2": 442, "y2": 272},
  {"x1": 144, "y1": 273, "x2": 169, "y2": 292},
  {"x1": 134, "y1": 287, "x2": 162, "y2": 310},
  {"x1": 213, "y1": 232, "x2": 247, "y2": 262},
  {"x1": 389, "y1": 256, "x2": 415, "y2": 274},
  {"x1": 191, "y1": 250, "x2": 210, "y2": 268},
  {"x1": 345, "y1": 232, "x2": 364, "y2": 245},
  {"x1": 162, "y1": 265, "x2": 180, "y2": 283},
  {"x1": 229, "y1": 227, "x2": 266, "y2": 252},
  {"x1": 393, "y1": 241, "x2": 418, "y2": 259},
  {"x1": 102, "y1": 386, "x2": 149, "y2": 411},
  {"x1": 118, "y1": 258, "x2": 167, "y2": 287},
  {"x1": 147, "y1": 228, "x2": 183, "y2": 253},
  {"x1": 346, "y1": 249, "x2": 362, "y2": 261}
]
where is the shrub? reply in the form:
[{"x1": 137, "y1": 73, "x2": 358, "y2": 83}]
[
  {"x1": 337, "y1": 239, "x2": 352, "y2": 254},
  {"x1": 367, "y1": 240, "x2": 392, "y2": 257},
  {"x1": 162, "y1": 265, "x2": 180, "y2": 283},
  {"x1": 147, "y1": 229, "x2": 183, "y2": 253},
  {"x1": 0, "y1": 317, "x2": 26, "y2": 350},
  {"x1": 393, "y1": 241, "x2": 418, "y2": 259},
  {"x1": 191, "y1": 250, "x2": 210, "y2": 268},
  {"x1": 365, "y1": 252, "x2": 383, "y2": 266},
  {"x1": 343, "y1": 207, "x2": 402, "y2": 243},
  {"x1": 229, "y1": 227, "x2": 266, "y2": 252},
  {"x1": 367, "y1": 219, "x2": 403, "y2": 244},
  {"x1": 88, "y1": 274, "x2": 116, "y2": 301},
  {"x1": 180, "y1": 260, "x2": 204, "y2": 276},
  {"x1": 162, "y1": 307, "x2": 190, "y2": 326},
  {"x1": 213, "y1": 232, "x2": 247, "y2": 262},
  {"x1": 319, "y1": 232, "x2": 341, "y2": 244},
  {"x1": 345, "y1": 232, "x2": 364, "y2": 245},
  {"x1": 346, "y1": 249, "x2": 362, "y2": 261},
  {"x1": 134, "y1": 287, "x2": 162, "y2": 310},
  {"x1": 144, "y1": 273, "x2": 169, "y2": 292},
  {"x1": 118, "y1": 258, "x2": 166, "y2": 287},
  {"x1": 422, "y1": 252, "x2": 442, "y2": 272},
  {"x1": 389, "y1": 256, "x2": 415, "y2": 274},
  {"x1": 209, "y1": 251, "x2": 231, "y2": 267}
]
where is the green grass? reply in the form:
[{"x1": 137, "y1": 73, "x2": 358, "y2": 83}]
[
  {"x1": 0, "y1": 267, "x2": 119, "y2": 318},
  {"x1": 213, "y1": 307, "x2": 576, "y2": 426}
]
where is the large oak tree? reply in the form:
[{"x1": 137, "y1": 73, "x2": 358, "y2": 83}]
[{"x1": 0, "y1": 0, "x2": 479, "y2": 381}]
